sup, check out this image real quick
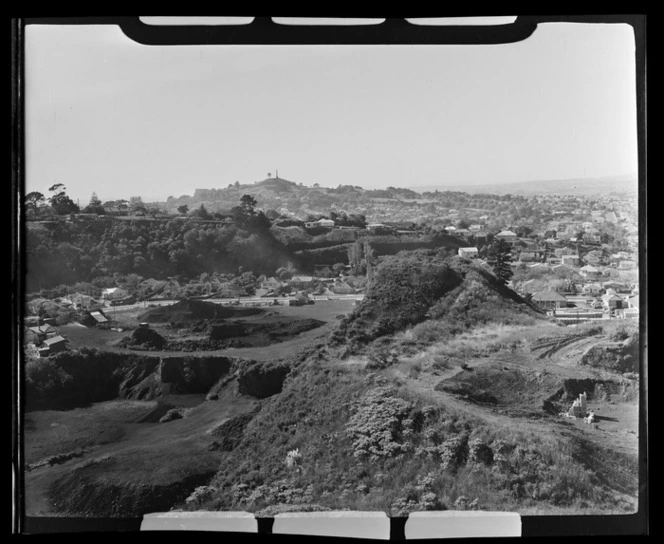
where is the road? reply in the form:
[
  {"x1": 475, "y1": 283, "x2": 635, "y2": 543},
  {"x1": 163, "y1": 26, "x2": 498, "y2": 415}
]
[{"x1": 107, "y1": 294, "x2": 365, "y2": 313}]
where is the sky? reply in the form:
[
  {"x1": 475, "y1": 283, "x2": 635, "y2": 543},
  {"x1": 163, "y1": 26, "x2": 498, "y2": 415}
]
[{"x1": 25, "y1": 21, "x2": 639, "y2": 205}]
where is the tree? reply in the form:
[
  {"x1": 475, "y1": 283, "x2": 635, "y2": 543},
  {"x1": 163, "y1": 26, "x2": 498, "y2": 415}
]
[
  {"x1": 83, "y1": 192, "x2": 105, "y2": 214},
  {"x1": 333, "y1": 262, "x2": 346, "y2": 275},
  {"x1": 486, "y1": 238, "x2": 514, "y2": 285},
  {"x1": 25, "y1": 192, "x2": 46, "y2": 218},
  {"x1": 25, "y1": 191, "x2": 45, "y2": 210},
  {"x1": 129, "y1": 196, "x2": 147, "y2": 215},
  {"x1": 177, "y1": 204, "x2": 189, "y2": 216},
  {"x1": 231, "y1": 195, "x2": 259, "y2": 229},
  {"x1": 48, "y1": 184, "x2": 79, "y2": 215},
  {"x1": 191, "y1": 204, "x2": 211, "y2": 220}
]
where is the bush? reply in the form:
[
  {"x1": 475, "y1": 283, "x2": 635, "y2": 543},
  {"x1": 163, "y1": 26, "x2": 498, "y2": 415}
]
[{"x1": 346, "y1": 387, "x2": 416, "y2": 461}]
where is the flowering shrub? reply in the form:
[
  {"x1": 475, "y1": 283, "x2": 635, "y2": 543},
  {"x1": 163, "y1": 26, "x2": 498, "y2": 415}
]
[
  {"x1": 285, "y1": 448, "x2": 302, "y2": 469},
  {"x1": 185, "y1": 485, "x2": 217, "y2": 506},
  {"x1": 438, "y1": 435, "x2": 469, "y2": 470},
  {"x1": 346, "y1": 387, "x2": 415, "y2": 461}
]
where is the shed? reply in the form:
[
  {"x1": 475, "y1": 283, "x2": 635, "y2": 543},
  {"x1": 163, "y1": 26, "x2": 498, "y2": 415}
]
[
  {"x1": 42, "y1": 335, "x2": 67, "y2": 353},
  {"x1": 90, "y1": 311, "x2": 110, "y2": 328}
]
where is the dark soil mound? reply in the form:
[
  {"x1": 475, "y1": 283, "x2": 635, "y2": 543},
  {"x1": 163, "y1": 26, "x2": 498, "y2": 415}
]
[
  {"x1": 123, "y1": 326, "x2": 168, "y2": 350},
  {"x1": 238, "y1": 360, "x2": 292, "y2": 399},
  {"x1": 580, "y1": 334, "x2": 640, "y2": 373},
  {"x1": 210, "y1": 322, "x2": 248, "y2": 340},
  {"x1": 436, "y1": 364, "x2": 565, "y2": 413},
  {"x1": 138, "y1": 299, "x2": 263, "y2": 323},
  {"x1": 47, "y1": 463, "x2": 217, "y2": 517}
]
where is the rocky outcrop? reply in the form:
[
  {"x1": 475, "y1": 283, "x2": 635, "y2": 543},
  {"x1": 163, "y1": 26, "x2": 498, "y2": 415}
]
[
  {"x1": 580, "y1": 333, "x2": 640, "y2": 374},
  {"x1": 26, "y1": 349, "x2": 239, "y2": 410},
  {"x1": 237, "y1": 361, "x2": 292, "y2": 399}
]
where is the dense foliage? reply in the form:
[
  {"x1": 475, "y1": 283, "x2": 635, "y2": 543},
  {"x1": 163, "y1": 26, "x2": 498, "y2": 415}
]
[{"x1": 25, "y1": 214, "x2": 291, "y2": 292}]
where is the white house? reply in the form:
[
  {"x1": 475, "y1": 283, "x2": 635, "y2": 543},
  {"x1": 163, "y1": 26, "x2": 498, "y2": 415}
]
[
  {"x1": 458, "y1": 247, "x2": 479, "y2": 258},
  {"x1": 580, "y1": 265, "x2": 601, "y2": 279}
]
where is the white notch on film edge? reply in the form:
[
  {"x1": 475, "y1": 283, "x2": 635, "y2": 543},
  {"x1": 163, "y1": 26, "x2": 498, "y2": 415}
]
[
  {"x1": 139, "y1": 17, "x2": 256, "y2": 26},
  {"x1": 139, "y1": 17, "x2": 519, "y2": 27}
]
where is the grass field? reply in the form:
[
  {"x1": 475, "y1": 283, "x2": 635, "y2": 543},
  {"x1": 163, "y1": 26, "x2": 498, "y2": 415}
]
[{"x1": 56, "y1": 299, "x2": 357, "y2": 361}]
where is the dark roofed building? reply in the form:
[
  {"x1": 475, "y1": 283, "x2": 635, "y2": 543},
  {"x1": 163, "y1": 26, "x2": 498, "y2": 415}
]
[{"x1": 532, "y1": 290, "x2": 568, "y2": 310}]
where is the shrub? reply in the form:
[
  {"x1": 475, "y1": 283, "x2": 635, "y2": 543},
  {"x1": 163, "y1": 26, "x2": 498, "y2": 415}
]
[
  {"x1": 285, "y1": 448, "x2": 302, "y2": 469},
  {"x1": 346, "y1": 387, "x2": 416, "y2": 461}
]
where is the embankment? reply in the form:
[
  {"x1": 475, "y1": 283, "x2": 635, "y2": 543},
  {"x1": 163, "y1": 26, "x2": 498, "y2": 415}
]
[{"x1": 25, "y1": 348, "x2": 236, "y2": 411}]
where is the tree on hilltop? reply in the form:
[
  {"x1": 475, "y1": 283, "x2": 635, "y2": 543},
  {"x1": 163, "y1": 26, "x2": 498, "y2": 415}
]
[{"x1": 486, "y1": 238, "x2": 514, "y2": 285}]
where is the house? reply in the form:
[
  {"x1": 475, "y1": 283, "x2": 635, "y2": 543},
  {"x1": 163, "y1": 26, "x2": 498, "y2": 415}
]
[
  {"x1": 582, "y1": 251, "x2": 603, "y2": 266},
  {"x1": 443, "y1": 226, "x2": 457, "y2": 232},
  {"x1": 495, "y1": 230, "x2": 517, "y2": 243},
  {"x1": 580, "y1": 265, "x2": 601, "y2": 279},
  {"x1": 102, "y1": 287, "x2": 130, "y2": 300},
  {"x1": 547, "y1": 256, "x2": 562, "y2": 266},
  {"x1": 458, "y1": 247, "x2": 479, "y2": 259},
  {"x1": 601, "y1": 293, "x2": 625, "y2": 310},
  {"x1": 529, "y1": 263, "x2": 551, "y2": 272},
  {"x1": 313, "y1": 265, "x2": 334, "y2": 278},
  {"x1": 261, "y1": 277, "x2": 281, "y2": 291},
  {"x1": 317, "y1": 219, "x2": 335, "y2": 228},
  {"x1": 367, "y1": 223, "x2": 388, "y2": 233},
  {"x1": 532, "y1": 290, "x2": 568, "y2": 310},
  {"x1": 384, "y1": 221, "x2": 416, "y2": 230},
  {"x1": 289, "y1": 275, "x2": 315, "y2": 290},
  {"x1": 618, "y1": 260, "x2": 636, "y2": 270},
  {"x1": 42, "y1": 335, "x2": 68, "y2": 354},
  {"x1": 217, "y1": 282, "x2": 246, "y2": 298},
  {"x1": 90, "y1": 311, "x2": 110, "y2": 328},
  {"x1": 25, "y1": 324, "x2": 57, "y2": 345},
  {"x1": 626, "y1": 295, "x2": 639, "y2": 309},
  {"x1": 66, "y1": 293, "x2": 93, "y2": 310},
  {"x1": 561, "y1": 254, "x2": 581, "y2": 267},
  {"x1": 604, "y1": 211, "x2": 618, "y2": 223},
  {"x1": 469, "y1": 224, "x2": 484, "y2": 232},
  {"x1": 330, "y1": 281, "x2": 355, "y2": 295},
  {"x1": 581, "y1": 283, "x2": 604, "y2": 297},
  {"x1": 519, "y1": 251, "x2": 538, "y2": 263}
]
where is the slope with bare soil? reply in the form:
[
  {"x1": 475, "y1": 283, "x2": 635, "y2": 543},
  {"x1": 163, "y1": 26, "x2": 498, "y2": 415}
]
[
  {"x1": 24, "y1": 379, "x2": 262, "y2": 517},
  {"x1": 194, "y1": 255, "x2": 641, "y2": 516}
]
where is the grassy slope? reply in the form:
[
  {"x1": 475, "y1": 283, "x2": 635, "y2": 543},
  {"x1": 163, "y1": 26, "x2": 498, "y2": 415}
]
[{"x1": 190, "y1": 255, "x2": 639, "y2": 515}]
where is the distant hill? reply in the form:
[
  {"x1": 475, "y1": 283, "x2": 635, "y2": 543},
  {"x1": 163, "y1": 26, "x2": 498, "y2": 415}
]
[{"x1": 412, "y1": 174, "x2": 639, "y2": 196}]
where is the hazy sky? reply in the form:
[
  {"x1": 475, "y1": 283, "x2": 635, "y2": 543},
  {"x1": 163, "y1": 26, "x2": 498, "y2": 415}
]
[{"x1": 25, "y1": 21, "x2": 638, "y2": 204}]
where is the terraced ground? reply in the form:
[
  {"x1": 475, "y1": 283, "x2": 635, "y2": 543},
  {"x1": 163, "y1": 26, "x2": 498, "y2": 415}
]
[{"x1": 384, "y1": 324, "x2": 641, "y2": 511}]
